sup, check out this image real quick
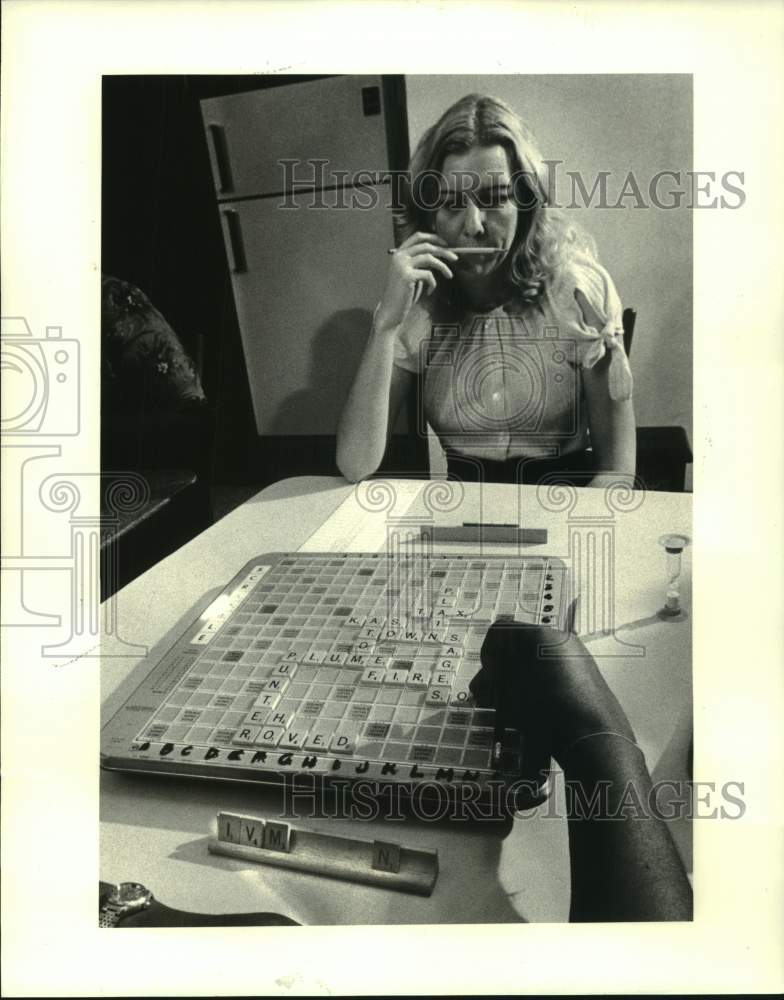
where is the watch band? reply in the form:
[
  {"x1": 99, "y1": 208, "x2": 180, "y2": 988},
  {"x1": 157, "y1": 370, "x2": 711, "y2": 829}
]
[
  {"x1": 99, "y1": 903, "x2": 129, "y2": 928},
  {"x1": 99, "y1": 882, "x2": 299, "y2": 927}
]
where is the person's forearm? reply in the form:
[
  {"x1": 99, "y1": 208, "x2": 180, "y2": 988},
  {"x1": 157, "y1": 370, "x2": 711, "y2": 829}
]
[
  {"x1": 593, "y1": 400, "x2": 636, "y2": 474},
  {"x1": 561, "y1": 739, "x2": 693, "y2": 922},
  {"x1": 583, "y1": 353, "x2": 636, "y2": 484},
  {"x1": 336, "y1": 323, "x2": 399, "y2": 483},
  {"x1": 590, "y1": 398, "x2": 636, "y2": 484}
]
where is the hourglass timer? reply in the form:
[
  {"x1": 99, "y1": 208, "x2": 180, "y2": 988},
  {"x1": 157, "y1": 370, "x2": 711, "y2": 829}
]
[{"x1": 657, "y1": 534, "x2": 691, "y2": 621}]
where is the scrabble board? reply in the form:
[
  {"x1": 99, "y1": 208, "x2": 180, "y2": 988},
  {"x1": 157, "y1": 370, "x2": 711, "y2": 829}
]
[{"x1": 101, "y1": 552, "x2": 569, "y2": 806}]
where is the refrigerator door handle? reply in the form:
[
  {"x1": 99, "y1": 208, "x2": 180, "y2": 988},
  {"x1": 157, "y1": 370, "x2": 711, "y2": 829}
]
[
  {"x1": 207, "y1": 123, "x2": 234, "y2": 194},
  {"x1": 220, "y1": 210, "x2": 247, "y2": 274}
]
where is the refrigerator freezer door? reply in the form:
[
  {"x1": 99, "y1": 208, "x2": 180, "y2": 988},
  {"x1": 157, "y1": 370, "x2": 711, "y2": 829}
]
[
  {"x1": 219, "y1": 184, "x2": 398, "y2": 436},
  {"x1": 201, "y1": 76, "x2": 390, "y2": 200}
]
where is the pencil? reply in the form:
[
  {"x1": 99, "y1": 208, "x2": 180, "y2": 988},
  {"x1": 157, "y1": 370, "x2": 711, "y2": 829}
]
[{"x1": 387, "y1": 247, "x2": 504, "y2": 255}]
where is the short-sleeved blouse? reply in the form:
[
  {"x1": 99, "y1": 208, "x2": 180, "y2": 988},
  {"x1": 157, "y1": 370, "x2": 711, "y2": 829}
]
[{"x1": 391, "y1": 251, "x2": 632, "y2": 462}]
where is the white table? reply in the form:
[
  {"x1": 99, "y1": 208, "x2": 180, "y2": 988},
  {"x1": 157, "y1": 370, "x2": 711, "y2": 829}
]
[{"x1": 101, "y1": 476, "x2": 692, "y2": 924}]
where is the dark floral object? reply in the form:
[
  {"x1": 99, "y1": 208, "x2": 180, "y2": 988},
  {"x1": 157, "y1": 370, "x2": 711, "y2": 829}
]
[
  {"x1": 102, "y1": 275, "x2": 210, "y2": 472},
  {"x1": 102, "y1": 275, "x2": 206, "y2": 405}
]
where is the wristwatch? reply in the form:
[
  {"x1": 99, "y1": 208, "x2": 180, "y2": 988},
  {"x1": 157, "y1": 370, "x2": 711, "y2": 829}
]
[
  {"x1": 99, "y1": 882, "x2": 153, "y2": 927},
  {"x1": 98, "y1": 880, "x2": 299, "y2": 927}
]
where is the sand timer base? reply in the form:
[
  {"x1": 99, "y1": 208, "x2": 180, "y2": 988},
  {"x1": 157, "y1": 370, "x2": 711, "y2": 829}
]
[
  {"x1": 657, "y1": 534, "x2": 691, "y2": 626},
  {"x1": 657, "y1": 605, "x2": 688, "y2": 622}
]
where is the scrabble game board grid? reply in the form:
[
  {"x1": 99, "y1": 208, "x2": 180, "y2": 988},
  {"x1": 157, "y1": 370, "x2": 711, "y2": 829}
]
[{"x1": 131, "y1": 554, "x2": 565, "y2": 777}]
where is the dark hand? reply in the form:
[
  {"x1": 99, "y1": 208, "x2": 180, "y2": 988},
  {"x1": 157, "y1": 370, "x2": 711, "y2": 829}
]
[{"x1": 471, "y1": 620, "x2": 635, "y2": 768}]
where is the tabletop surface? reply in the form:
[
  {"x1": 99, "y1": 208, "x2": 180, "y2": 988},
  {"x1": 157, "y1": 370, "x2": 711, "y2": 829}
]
[{"x1": 101, "y1": 476, "x2": 692, "y2": 924}]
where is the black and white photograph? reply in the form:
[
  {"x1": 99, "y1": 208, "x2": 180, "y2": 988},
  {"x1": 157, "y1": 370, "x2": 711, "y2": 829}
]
[
  {"x1": 98, "y1": 71, "x2": 696, "y2": 927},
  {"x1": 2, "y1": 2, "x2": 783, "y2": 996}
]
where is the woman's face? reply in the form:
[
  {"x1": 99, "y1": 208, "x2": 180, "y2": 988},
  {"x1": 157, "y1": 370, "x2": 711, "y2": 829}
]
[{"x1": 433, "y1": 144, "x2": 519, "y2": 280}]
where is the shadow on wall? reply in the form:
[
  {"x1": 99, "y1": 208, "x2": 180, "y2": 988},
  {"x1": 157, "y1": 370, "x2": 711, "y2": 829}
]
[{"x1": 266, "y1": 307, "x2": 374, "y2": 436}]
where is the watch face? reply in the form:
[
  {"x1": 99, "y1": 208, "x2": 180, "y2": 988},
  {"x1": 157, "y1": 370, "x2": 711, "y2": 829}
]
[{"x1": 112, "y1": 882, "x2": 151, "y2": 905}]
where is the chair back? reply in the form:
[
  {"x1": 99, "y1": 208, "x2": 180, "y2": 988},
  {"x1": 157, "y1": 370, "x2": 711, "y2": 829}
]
[{"x1": 622, "y1": 307, "x2": 636, "y2": 357}]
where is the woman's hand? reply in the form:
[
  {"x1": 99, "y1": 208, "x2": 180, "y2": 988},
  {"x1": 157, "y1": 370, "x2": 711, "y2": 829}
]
[{"x1": 375, "y1": 232, "x2": 458, "y2": 333}]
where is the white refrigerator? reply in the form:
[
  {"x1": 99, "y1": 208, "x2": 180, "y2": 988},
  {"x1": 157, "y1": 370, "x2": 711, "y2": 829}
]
[{"x1": 200, "y1": 76, "x2": 411, "y2": 442}]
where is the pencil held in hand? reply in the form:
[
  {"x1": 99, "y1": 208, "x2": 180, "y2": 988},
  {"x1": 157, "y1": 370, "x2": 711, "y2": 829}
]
[{"x1": 387, "y1": 246, "x2": 504, "y2": 255}]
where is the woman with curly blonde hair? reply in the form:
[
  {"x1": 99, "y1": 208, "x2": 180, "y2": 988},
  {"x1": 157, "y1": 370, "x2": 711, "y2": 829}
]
[{"x1": 337, "y1": 93, "x2": 635, "y2": 486}]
